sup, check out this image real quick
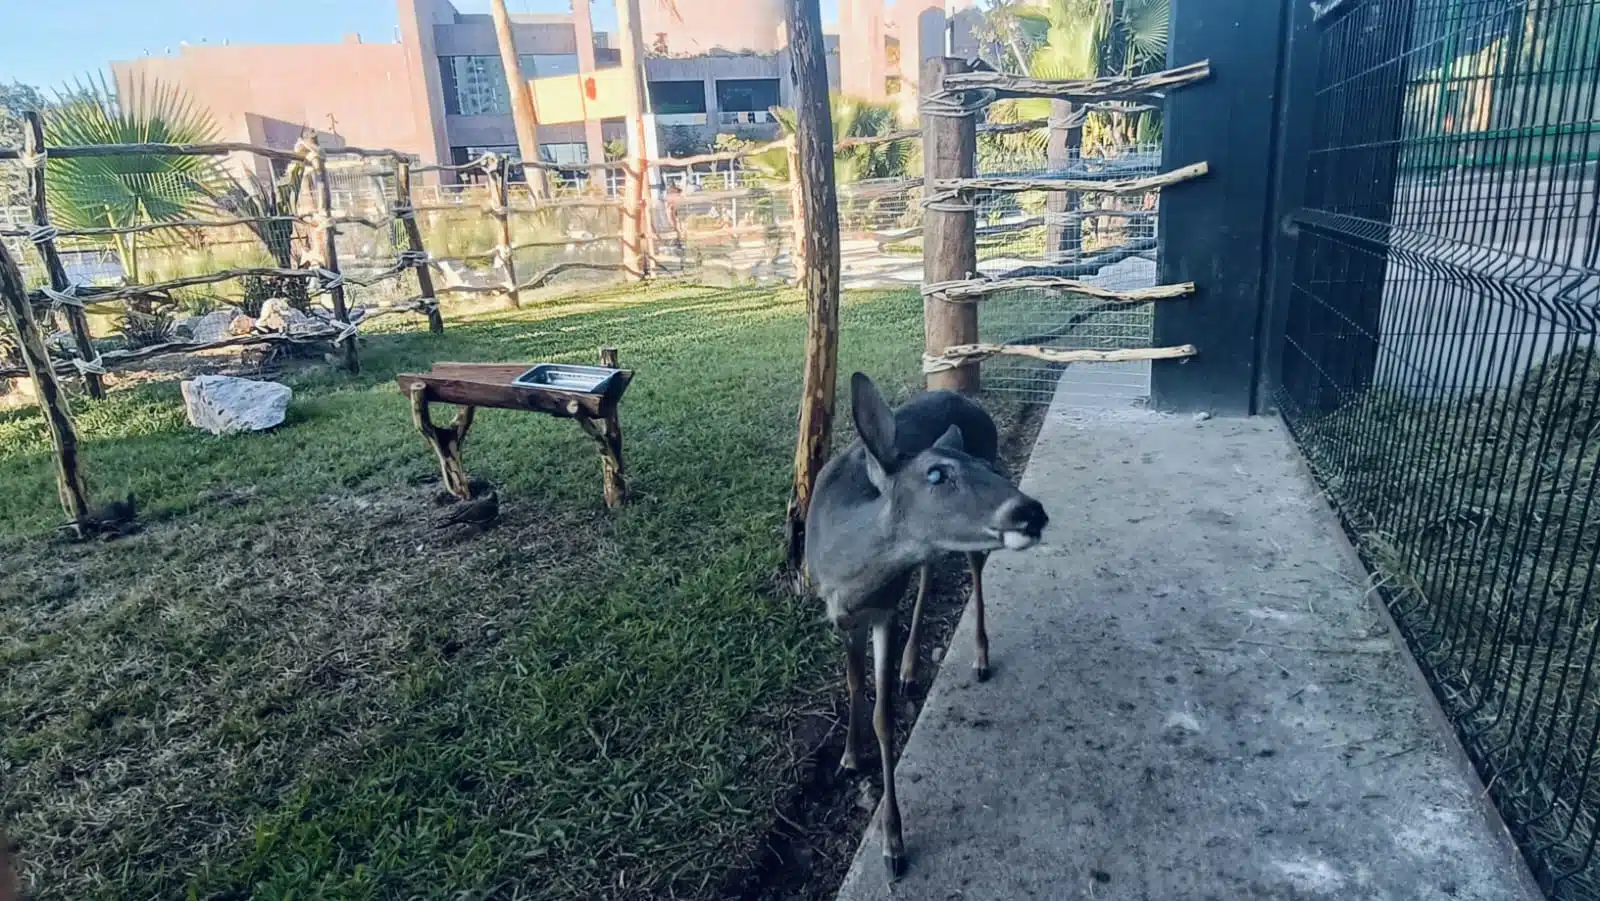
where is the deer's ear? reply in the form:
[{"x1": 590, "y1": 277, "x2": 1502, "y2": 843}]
[
  {"x1": 933, "y1": 424, "x2": 965, "y2": 453},
  {"x1": 851, "y1": 372, "x2": 898, "y2": 473}
]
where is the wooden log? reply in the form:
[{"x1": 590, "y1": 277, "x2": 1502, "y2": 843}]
[
  {"x1": 395, "y1": 367, "x2": 631, "y2": 419},
  {"x1": 394, "y1": 160, "x2": 445, "y2": 334},
  {"x1": 782, "y1": 0, "x2": 842, "y2": 572},
  {"x1": 23, "y1": 112, "x2": 104, "y2": 399},
  {"x1": 922, "y1": 57, "x2": 980, "y2": 394},
  {"x1": 303, "y1": 134, "x2": 359, "y2": 373},
  {"x1": 0, "y1": 240, "x2": 91, "y2": 536},
  {"x1": 485, "y1": 156, "x2": 522, "y2": 309},
  {"x1": 577, "y1": 345, "x2": 628, "y2": 508},
  {"x1": 409, "y1": 383, "x2": 477, "y2": 501},
  {"x1": 0, "y1": 141, "x2": 304, "y2": 162}
]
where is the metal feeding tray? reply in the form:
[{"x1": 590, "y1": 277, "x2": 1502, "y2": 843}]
[{"x1": 510, "y1": 363, "x2": 622, "y2": 395}]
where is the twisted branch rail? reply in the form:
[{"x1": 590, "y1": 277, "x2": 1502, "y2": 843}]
[
  {"x1": 925, "y1": 161, "x2": 1208, "y2": 207},
  {"x1": 921, "y1": 276, "x2": 1195, "y2": 303},
  {"x1": 922, "y1": 342, "x2": 1198, "y2": 374},
  {"x1": 940, "y1": 61, "x2": 1212, "y2": 102}
]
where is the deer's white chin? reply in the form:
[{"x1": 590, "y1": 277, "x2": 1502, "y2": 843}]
[{"x1": 1001, "y1": 531, "x2": 1037, "y2": 550}]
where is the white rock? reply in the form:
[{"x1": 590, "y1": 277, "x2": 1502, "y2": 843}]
[
  {"x1": 181, "y1": 376, "x2": 292, "y2": 435},
  {"x1": 257, "y1": 298, "x2": 308, "y2": 332},
  {"x1": 187, "y1": 310, "x2": 239, "y2": 342}
]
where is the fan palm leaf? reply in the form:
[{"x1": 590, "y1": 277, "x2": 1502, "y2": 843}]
[{"x1": 44, "y1": 72, "x2": 223, "y2": 282}]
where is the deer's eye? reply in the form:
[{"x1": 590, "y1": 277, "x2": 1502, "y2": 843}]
[{"x1": 925, "y1": 465, "x2": 949, "y2": 486}]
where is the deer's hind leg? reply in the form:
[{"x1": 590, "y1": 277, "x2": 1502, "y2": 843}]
[{"x1": 898, "y1": 563, "x2": 933, "y2": 695}]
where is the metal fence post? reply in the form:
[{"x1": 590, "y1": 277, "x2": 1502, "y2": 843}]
[{"x1": 1150, "y1": 0, "x2": 1290, "y2": 414}]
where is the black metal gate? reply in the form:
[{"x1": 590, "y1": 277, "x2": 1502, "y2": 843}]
[{"x1": 1263, "y1": 0, "x2": 1600, "y2": 896}]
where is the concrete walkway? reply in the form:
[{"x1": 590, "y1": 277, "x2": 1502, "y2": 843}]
[{"x1": 835, "y1": 392, "x2": 1542, "y2": 901}]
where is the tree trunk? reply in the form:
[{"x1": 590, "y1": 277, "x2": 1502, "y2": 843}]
[
  {"x1": 490, "y1": 0, "x2": 548, "y2": 198},
  {"x1": 616, "y1": 0, "x2": 651, "y2": 280},
  {"x1": 1045, "y1": 99, "x2": 1083, "y2": 262},
  {"x1": 782, "y1": 0, "x2": 842, "y2": 572}
]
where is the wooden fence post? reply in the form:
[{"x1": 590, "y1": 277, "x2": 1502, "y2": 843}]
[
  {"x1": 922, "y1": 57, "x2": 979, "y2": 394},
  {"x1": 22, "y1": 111, "x2": 104, "y2": 400},
  {"x1": 302, "y1": 134, "x2": 359, "y2": 373},
  {"x1": 485, "y1": 155, "x2": 522, "y2": 309},
  {"x1": 786, "y1": 135, "x2": 808, "y2": 282},
  {"x1": 0, "y1": 241, "x2": 91, "y2": 535},
  {"x1": 782, "y1": 0, "x2": 842, "y2": 572},
  {"x1": 393, "y1": 159, "x2": 445, "y2": 334}
]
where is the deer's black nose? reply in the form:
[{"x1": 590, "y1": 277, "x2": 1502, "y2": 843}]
[{"x1": 1009, "y1": 497, "x2": 1049, "y2": 537}]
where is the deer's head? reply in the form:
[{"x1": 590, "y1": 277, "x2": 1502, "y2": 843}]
[{"x1": 851, "y1": 372, "x2": 1048, "y2": 556}]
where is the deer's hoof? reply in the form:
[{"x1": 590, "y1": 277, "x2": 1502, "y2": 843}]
[
  {"x1": 974, "y1": 663, "x2": 991, "y2": 682},
  {"x1": 838, "y1": 752, "x2": 861, "y2": 775},
  {"x1": 884, "y1": 852, "x2": 907, "y2": 881},
  {"x1": 899, "y1": 676, "x2": 918, "y2": 697}
]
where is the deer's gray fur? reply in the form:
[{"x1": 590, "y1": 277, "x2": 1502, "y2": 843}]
[{"x1": 805, "y1": 372, "x2": 1049, "y2": 880}]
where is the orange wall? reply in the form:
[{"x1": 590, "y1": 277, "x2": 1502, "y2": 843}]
[{"x1": 111, "y1": 41, "x2": 435, "y2": 173}]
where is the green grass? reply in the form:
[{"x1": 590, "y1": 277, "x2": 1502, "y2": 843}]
[{"x1": 0, "y1": 283, "x2": 935, "y2": 900}]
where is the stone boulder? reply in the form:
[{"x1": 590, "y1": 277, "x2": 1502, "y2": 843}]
[
  {"x1": 256, "y1": 298, "x2": 309, "y2": 333},
  {"x1": 181, "y1": 375, "x2": 292, "y2": 435},
  {"x1": 186, "y1": 309, "x2": 240, "y2": 342}
]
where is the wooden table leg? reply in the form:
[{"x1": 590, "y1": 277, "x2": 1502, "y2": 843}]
[
  {"x1": 577, "y1": 414, "x2": 626, "y2": 509},
  {"x1": 410, "y1": 383, "x2": 477, "y2": 501},
  {"x1": 579, "y1": 345, "x2": 627, "y2": 509}
]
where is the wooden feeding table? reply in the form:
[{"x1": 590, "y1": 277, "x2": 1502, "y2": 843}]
[{"x1": 396, "y1": 349, "x2": 633, "y2": 508}]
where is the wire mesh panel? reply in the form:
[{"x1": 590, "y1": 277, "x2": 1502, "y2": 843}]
[
  {"x1": 974, "y1": 140, "x2": 1163, "y2": 404},
  {"x1": 1273, "y1": 0, "x2": 1600, "y2": 896}
]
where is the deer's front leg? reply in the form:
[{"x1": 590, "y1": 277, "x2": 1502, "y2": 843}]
[
  {"x1": 899, "y1": 563, "x2": 933, "y2": 695},
  {"x1": 839, "y1": 625, "x2": 867, "y2": 774},
  {"x1": 873, "y1": 616, "x2": 907, "y2": 879},
  {"x1": 969, "y1": 551, "x2": 990, "y2": 681}
]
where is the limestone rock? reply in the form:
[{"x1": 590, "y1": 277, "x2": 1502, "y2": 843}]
[{"x1": 181, "y1": 375, "x2": 291, "y2": 435}]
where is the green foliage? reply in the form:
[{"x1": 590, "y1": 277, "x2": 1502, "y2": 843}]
[
  {"x1": 982, "y1": 0, "x2": 1170, "y2": 157},
  {"x1": 211, "y1": 169, "x2": 302, "y2": 268},
  {"x1": 42, "y1": 72, "x2": 224, "y2": 283},
  {"x1": 756, "y1": 95, "x2": 912, "y2": 184}
]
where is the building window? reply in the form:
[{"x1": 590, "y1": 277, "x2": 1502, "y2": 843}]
[
  {"x1": 885, "y1": 75, "x2": 902, "y2": 96},
  {"x1": 520, "y1": 53, "x2": 581, "y2": 77},
  {"x1": 450, "y1": 144, "x2": 520, "y2": 166},
  {"x1": 885, "y1": 36, "x2": 901, "y2": 69},
  {"x1": 715, "y1": 78, "x2": 781, "y2": 113},
  {"x1": 441, "y1": 56, "x2": 511, "y2": 116},
  {"x1": 648, "y1": 80, "x2": 707, "y2": 115},
  {"x1": 540, "y1": 143, "x2": 589, "y2": 166}
]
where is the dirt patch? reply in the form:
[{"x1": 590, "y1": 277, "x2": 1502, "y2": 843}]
[{"x1": 720, "y1": 399, "x2": 1047, "y2": 901}]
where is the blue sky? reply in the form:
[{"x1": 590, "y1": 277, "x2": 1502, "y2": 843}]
[{"x1": 5, "y1": 0, "x2": 842, "y2": 92}]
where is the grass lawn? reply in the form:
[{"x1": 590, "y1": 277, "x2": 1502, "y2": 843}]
[{"x1": 0, "y1": 283, "x2": 966, "y2": 900}]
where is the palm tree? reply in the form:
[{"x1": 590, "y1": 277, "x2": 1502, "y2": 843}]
[
  {"x1": 44, "y1": 72, "x2": 223, "y2": 284},
  {"x1": 980, "y1": 0, "x2": 1169, "y2": 156},
  {"x1": 755, "y1": 95, "x2": 913, "y2": 184}
]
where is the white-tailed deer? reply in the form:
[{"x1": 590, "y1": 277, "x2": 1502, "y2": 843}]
[{"x1": 805, "y1": 372, "x2": 1049, "y2": 880}]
